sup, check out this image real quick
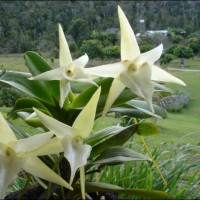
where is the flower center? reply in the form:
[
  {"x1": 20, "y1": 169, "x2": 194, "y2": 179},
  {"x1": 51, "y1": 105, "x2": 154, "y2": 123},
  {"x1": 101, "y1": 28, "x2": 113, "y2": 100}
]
[
  {"x1": 66, "y1": 69, "x2": 74, "y2": 77},
  {"x1": 73, "y1": 136, "x2": 83, "y2": 145},
  {"x1": 128, "y1": 63, "x2": 137, "y2": 72}
]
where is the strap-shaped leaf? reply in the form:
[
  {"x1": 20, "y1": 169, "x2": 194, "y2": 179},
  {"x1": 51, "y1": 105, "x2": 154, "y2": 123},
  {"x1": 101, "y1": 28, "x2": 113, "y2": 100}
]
[
  {"x1": 89, "y1": 124, "x2": 138, "y2": 158},
  {"x1": 78, "y1": 182, "x2": 175, "y2": 199},
  {"x1": 70, "y1": 78, "x2": 136, "y2": 110},
  {"x1": 9, "y1": 98, "x2": 50, "y2": 119},
  {"x1": 126, "y1": 100, "x2": 167, "y2": 119},
  {"x1": 154, "y1": 82, "x2": 173, "y2": 93},
  {"x1": 0, "y1": 71, "x2": 55, "y2": 105},
  {"x1": 24, "y1": 51, "x2": 60, "y2": 101},
  {"x1": 85, "y1": 126, "x2": 127, "y2": 146},
  {"x1": 91, "y1": 146, "x2": 151, "y2": 165}
]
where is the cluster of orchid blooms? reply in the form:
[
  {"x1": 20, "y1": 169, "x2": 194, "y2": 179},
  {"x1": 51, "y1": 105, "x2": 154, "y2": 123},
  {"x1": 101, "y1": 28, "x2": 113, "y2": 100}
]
[{"x1": 0, "y1": 6, "x2": 185, "y2": 199}]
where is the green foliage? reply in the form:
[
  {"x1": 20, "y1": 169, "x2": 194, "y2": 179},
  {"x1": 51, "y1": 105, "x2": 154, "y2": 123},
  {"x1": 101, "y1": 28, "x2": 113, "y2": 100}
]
[
  {"x1": 102, "y1": 45, "x2": 120, "y2": 58},
  {"x1": 79, "y1": 39, "x2": 103, "y2": 59},
  {"x1": 187, "y1": 37, "x2": 200, "y2": 54},
  {"x1": 68, "y1": 18, "x2": 90, "y2": 46},
  {"x1": 140, "y1": 44, "x2": 155, "y2": 53},
  {"x1": 160, "y1": 53, "x2": 175, "y2": 67},
  {"x1": 173, "y1": 46, "x2": 194, "y2": 59},
  {"x1": 0, "y1": 86, "x2": 25, "y2": 107},
  {"x1": 93, "y1": 142, "x2": 200, "y2": 199},
  {"x1": 2, "y1": 1, "x2": 200, "y2": 53}
]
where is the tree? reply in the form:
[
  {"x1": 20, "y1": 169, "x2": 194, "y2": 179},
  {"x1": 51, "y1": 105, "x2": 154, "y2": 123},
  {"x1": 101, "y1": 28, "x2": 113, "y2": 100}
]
[
  {"x1": 68, "y1": 18, "x2": 90, "y2": 46},
  {"x1": 79, "y1": 39, "x2": 103, "y2": 59}
]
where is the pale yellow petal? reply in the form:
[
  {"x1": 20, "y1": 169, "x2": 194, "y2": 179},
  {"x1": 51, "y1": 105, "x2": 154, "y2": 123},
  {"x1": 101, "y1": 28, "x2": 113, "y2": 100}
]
[
  {"x1": 33, "y1": 108, "x2": 74, "y2": 139},
  {"x1": 151, "y1": 65, "x2": 186, "y2": 86},
  {"x1": 12, "y1": 132, "x2": 53, "y2": 154},
  {"x1": 63, "y1": 137, "x2": 92, "y2": 184},
  {"x1": 72, "y1": 54, "x2": 89, "y2": 69},
  {"x1": 138, "y1": 44, "x2": 163, "y2": 65},
  {"x1": 59, "y1": 24, "x2": 72, "y2": 67},
  {"x1": 118, "y1": 6, "x2": 140, "y2": 61},
  {"x1": 120, "y1": 62, "x2": 154, "y2": 112},
  {"x1": 23, "y1": 157, "x2": 73, "y2": 190},
  {"x1": 59, "y1": 78, "x2": 70, "y2": 108},
  {"x1": 85, "y1": 62, "x2": 126, "y2": 78},
  {"x1": 72, "y1": 87, "x2": 101, "y2": 138},
  {"x1": 18, "y1": 137, "x2": 64, "y2": 157},
  {"x1": 102, "y1": 78, "x2": 126, "y2": 117},
  {"x1": 28, "y1": 68, "x2": 64, "y2": 81},
  {"x1": 0, "y1": 113, "x2": 17, "y2": 144}
]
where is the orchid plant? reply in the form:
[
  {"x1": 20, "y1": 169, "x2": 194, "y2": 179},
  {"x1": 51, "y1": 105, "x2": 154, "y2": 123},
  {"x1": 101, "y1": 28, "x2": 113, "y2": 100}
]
[{"x1": 0, "y1": 5, "x2": 185, "y2": 200}]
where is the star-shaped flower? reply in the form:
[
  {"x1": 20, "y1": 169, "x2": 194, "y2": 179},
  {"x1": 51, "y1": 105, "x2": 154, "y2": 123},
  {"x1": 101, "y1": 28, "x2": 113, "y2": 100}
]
[
  {"x1": 33, "y1": 87, "x2": 101, "y2": 185},
  {"x1": 86, "y1": 6, "x2": 185, "y2": 115},
  {"x1": 0, "y1": 113, "x2": 72, "y2": 199},
  {"x1": 29, "y1": 24, "x2": 97, "y2": 107}
]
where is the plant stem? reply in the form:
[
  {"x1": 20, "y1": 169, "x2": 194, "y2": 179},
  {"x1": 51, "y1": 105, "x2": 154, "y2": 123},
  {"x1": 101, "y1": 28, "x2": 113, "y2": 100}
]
[{"x1": 140, "y1": 135, "x2": 168, "y2": 188}]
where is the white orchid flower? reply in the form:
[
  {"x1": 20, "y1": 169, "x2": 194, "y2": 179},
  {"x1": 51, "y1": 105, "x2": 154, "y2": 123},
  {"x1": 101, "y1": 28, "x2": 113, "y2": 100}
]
[
  {"x1": 86, "y1": 6, "x2": 185, "y2": 115},
  {"x1": 0, "y1": 113, "x2": 72, "y2": 199},
  {"x1": 29, "y1": 24, "x2": 97, "y2": 108},
  {"x1": 33, "y1": 87, "x2": 101, "y2": 185}
]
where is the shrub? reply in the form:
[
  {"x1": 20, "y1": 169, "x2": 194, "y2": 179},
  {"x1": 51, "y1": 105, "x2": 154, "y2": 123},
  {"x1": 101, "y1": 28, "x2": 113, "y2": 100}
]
[
  {"x1": 79, "y1": 39, "x2": 103, "y2": 59},
  {"x1": 102, "y1": 45, "x2": 120, "y2": 58},
  {"x1": 173, "y1": 46, "x2": 194, "y2": 59},
  {"x1": 0, "y1": 86, "x2": 26, "y2": 107},
  {"x1": 140, "y1": 44, "x2": 155, "y2": 53},
  {"x1": 160, "y1": 53, "x2": 175, "y2": 67}
]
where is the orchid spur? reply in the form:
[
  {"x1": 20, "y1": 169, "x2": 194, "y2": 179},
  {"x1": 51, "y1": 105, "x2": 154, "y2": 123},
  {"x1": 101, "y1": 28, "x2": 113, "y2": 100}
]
[
  {"x1": 0, "y1": 113, "x2": 72, "y2": 199},
  {"x1": 33, "y1": 87, "x2": 101, "y2": 186},
  {"x1": 86, "y1": 6, "x2": 186, "y2": 115},
  {"x1": 29, "y1": 24, "x2": 97, "y2": 108}
]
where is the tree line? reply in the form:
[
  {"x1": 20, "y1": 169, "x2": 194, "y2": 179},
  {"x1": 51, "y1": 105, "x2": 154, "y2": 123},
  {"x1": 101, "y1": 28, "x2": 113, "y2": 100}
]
[{"x1": 0, "y1": 1, "x2": 200, "y2": 55}]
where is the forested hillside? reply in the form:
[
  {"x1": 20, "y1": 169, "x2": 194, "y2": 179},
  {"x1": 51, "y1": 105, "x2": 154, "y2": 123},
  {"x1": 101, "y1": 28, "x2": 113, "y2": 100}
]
[{"x1": 0, "y1": 1, "x2": 200, "y2": 53}]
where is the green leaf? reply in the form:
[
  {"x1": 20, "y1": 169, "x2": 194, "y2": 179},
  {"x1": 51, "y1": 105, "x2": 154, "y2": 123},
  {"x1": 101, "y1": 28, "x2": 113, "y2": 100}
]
[
  {"x1": 89, "y1": 124, "x2": 138, "y2": 158},
  {"x1": 137, "y1": 122, "x2": 159, "y2": 136},
  {"x1": 9, "y1": 98, "x2": 50, "y2": 119},
  {"x1": 154, "y1": 82, "x2": 173, "y2": 93},
  {"x1": 70, "y1": 78, "x2": 136, "y2": 110},
  {"x1": 127, "y1": 100, "x2": 167, "y2": 119},
  {"x1": 24, "y1": 51, "x2": 60, "y2": 101},
  {"x1": 75, "y1": 182, "x2": 175, "y2": 199},
  {"x1": 91, "y1": 146, "x2": 151, "y2": 165},
  {"x1": 85, "y1": 126, "x2": 127, "y2": 146},
  {"x1": 0, "y1": 71, "x2": 55, "y2": 105}
]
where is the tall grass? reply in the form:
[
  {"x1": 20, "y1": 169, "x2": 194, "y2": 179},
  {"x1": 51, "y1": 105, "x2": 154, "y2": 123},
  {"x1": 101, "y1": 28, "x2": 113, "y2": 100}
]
[{"x1": 88, "y1": 140, "x2": 200, "y2": 199}]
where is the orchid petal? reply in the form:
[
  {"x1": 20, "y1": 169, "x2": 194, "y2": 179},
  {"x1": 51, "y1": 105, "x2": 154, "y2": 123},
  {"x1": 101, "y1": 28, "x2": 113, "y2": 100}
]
[
  {"x1": 118, "y1": 5, "x2": 140, "y2": 61},
  {"x1": 60, "y1": 78, "x2": 70, "y2": 107},
  {"x1": 120, "y1": 62, "x2": 154, "y2": 111},
  {"x1": 33, "y1": 108, "x2": 73, "y2": 139},
  {"x1": 139, "y1": 44, "x2": 163, "y2": 65},
  {"x1": 59, "y1": 24, "x2": 72, "y2": 68},
  {"x1": 86, "y1": 62, "x2": 126, "y2": 78},
  {"x1": 11, "y1": 132, "x2": 53, "y2": 154},
  {"x1": 29, "y1": 68, "x2": 64, "y2": 81},
  {"x1": 151, "y1": 65, "x2": 186, "y2": 86},
  {"x1": 102, "y1": 78, "x2": 126, "y2": 117},
  {"x1": 23, "y1": 157, "x2": 73, "y2": 190},
  {"x1": 63, "y1": 137, "x2": 92, "y2": 184},
  {"x1": 0, "y1": 113, "x2": 16, "y2": 144},
  {"x1": 0, "y1": 144, "x2": 24, "y2": 199},
  {"x1": 72, "y1": 54, "x2": 89, "y2": 69},
  {"x1": 73, "y1": 87, "x2": 101, "y2": 138},
  {"x1": 17, "y1": 137, "x2": 64, "y2": 157}
]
